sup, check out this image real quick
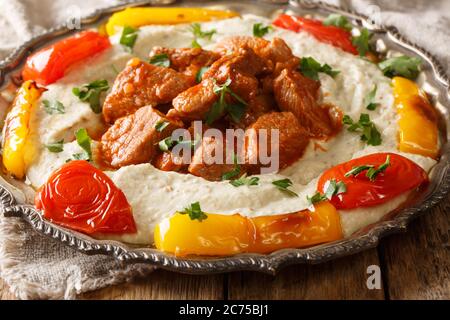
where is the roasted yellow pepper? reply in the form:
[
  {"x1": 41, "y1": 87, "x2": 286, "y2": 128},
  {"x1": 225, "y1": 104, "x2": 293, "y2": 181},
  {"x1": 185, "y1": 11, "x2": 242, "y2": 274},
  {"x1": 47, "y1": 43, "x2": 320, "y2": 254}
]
[
  {"x1": 106, "y1": 7, "x2": 239, "y2": 36},
  {"x1": 2, "y1": 81, "x2": 44, "y2": 178},
  {"x1": 392, "y1": 77, "x2": 439, "y2": 159},
  {"x1": 154, "y1": 202, "x2": 342, "y2": 257}
]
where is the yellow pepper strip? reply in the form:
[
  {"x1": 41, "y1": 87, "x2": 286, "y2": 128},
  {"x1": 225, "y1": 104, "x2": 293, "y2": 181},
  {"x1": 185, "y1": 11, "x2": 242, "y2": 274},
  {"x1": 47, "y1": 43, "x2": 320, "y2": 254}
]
[
  {"x1": 392, "y1": 77, "x2": 439, "y2": 159},
  {"x1": 2, "y1": 81, "x2": 44, "y2": 178},
  {"x1": 106, "y1": 7, "x2": 239, "y2": 36},
  {"x1": 251, "y1": 202, "x2": 343, "y2": 254},
  {"x1": 154, "y1": 202, "x2": 342, "y2": 257}
]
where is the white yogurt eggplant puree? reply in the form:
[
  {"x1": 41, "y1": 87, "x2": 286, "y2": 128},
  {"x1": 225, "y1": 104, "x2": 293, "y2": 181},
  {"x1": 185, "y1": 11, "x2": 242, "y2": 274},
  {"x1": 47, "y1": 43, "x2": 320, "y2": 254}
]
[{"x1": 25, "y1": 15, "x2": 437, "y2": 245}]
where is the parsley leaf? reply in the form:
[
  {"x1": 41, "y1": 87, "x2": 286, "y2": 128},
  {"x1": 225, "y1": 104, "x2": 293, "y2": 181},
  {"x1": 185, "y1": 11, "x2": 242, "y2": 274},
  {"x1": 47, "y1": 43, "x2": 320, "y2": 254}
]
[
  {"x1": 253, "y1": 23, "x2": 272, "y2": 37},
  {"x1": 345, "y1": 155, "x2": 391, "y2": 181},
  {"x1": 364, "y1": 85, "x2": 379, "y2": 111},
  {"x1": 205, "y1": 78, "x2": 248, "y2": 125},
  {"x1": 229, "y1": 174, "x2": 260, "y2": 187},
  {"x1": 158, "y1": 135, "x2": 200, "y2": 152},
  {"x1": 299, "y1": 57, "x2": 340, "y2": 81},
  {"x1": 72, "y1": 79, "x2": 109, "y2": 114},
  {"x1": 366, "y1": 155, "x2": 391, "y2": 181},
  {"x1": 323, "y1": 14, "x2": 353, "y2": 31},
  {"x1": 42, "y1": 99, "x2": 65, "y2": 115},
  {"x1": 342, "y1": 113, "x2": 382, "y2": 146},
  {"x1": 352, "y1": 28, "x2": 372, "y2": 57},
  {"x1": 149, "y1": 53, "x2": 171, "y2": 67},
  {"x1": 221, "y1": 154, "x2": 241, "y2": 181},
  {"x1": 378, "y1": 55, "x2": 421, "y2": 80},
  {"x1": 190, "y1": 23, "x2": 216, "y2": 40},
  {"x1": 180, "y1": 201, "x2": 207, "y2": 222},
  {"x1": 44, "y1": 139, "x2": 64, "y2": 153},
  {"x1": 71, "y1": 152, "x2": 90, "y2": 161},
  {"x1": 120, "y1": 26, "x2": 138, "y2": 51},
  {"x1": 306, "y1": 192, "x2": 328, "y2": 206},
  {"x1": 344, "y1": 165, "x2": 374, "y2": 177},
  {"x1": 272, "y1": 178, "x2": 298, "y2": 197},
  {"x1": 155, "y1": 121, "x2": 170, "y2": 132},
  {"x1": 74, "y1": 128, "x2": 92, "y2": 161},
  {"x1": 196, "y1": 66, "x2": 209, "y2": 83},
  {"x1": 307, "y1": 179, "x2": 347, "y2": 206},
  {"x1": 191, "y1": 39, "x2": 202, "y2": 49}
]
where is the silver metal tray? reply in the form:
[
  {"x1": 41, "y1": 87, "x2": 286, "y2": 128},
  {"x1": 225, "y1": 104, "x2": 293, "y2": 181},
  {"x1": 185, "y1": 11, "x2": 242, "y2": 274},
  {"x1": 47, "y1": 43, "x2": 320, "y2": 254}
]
[{"x1": 0, "y1": 0, "x2": 449, "y2": 274}]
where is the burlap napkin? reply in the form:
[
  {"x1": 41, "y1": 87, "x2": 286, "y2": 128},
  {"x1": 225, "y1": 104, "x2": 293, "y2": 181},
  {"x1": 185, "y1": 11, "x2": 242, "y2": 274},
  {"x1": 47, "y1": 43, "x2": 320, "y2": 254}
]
[{"x1": 0, "y1": 0, "x2": 449, "y2": 300}]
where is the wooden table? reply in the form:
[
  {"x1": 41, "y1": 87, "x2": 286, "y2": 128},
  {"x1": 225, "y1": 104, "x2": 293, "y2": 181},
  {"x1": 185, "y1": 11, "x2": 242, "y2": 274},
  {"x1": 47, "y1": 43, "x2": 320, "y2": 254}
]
[{"x1": 1, "y1": 193, "x2": 449, "y2": 300}]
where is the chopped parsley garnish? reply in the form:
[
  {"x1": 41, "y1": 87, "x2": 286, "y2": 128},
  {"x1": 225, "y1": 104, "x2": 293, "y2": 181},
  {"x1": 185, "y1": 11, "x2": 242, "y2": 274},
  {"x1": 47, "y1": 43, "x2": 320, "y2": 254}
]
[
  {"x1": 189, "y1": 23, "x2": 216, "y2": 48},
  {"x1": 345, "y1": 155, "x2": 391, "y2": 181},
  {"x1": 365, "y1": 85, "x2": 379, "y2": 111},
  {"x1": 306, "y1": 192, "x2": 328, "y2": 206},
  {"x1": 299, "y1": 57, "x2": 340, "y2": 81},
  {"x1": 352, "y1": 28, "x2": 372, "y2": 57},
  {"x1": 196, "y1": 66, "x2": 209, "y2": 83},
  {"x1": 253, "y1": 23, "x2": 272, "y2": 37},
  {"x1": 229, "y1": 174, "x2": 260, "y2": 187},
  {"x1": 74, "y1": 128, "x2": 92, "y2": 161},
  {"x1": 149, "y1": 53, "x2": 171, "y2": 67},
  {"x1": 342, "y1": 113, "x2": 382, "y2": 146},
  {"x1": 307, "y1": 179, "x2": 347, "y2": 206},
  {"x1": 180, "y1": 201, "x2": 207, "y2": 222},
  {"x1": 272, "y1": 178, "x2": 298, "y2": 197},
  {"x1": 43, "y1": 99, "x2": 65, "y2": 115},
  {"x1": 191, "y1": 38, "x2": 202, "y2": 49},
  {"x1": 205, "y1": 78, "x2": 247, "y2": 125},
  {"x1": 221, "y1": 154, "x2": 241, "y2": 181},
  {"x1": 44, "y1": 139, "x2": 64, "y2": 153},
  {"x1": 158, "y1": 135, "x2": 200, "y2": 152},
  {"x1": 119, "y1": 26, "x2": 138, "y2": 51},
  {"x1": 323, "y1": 14, "x2": 353, "y2": 31},
  {"x1": 155, "y1": 121, "x2": 170, "y2": 132},
  {"x1": 72, "y1": 79, "x2": 109, "y2": 114},
  {"x1": 378, "y1": 55, "x2": 421, "y2": 80},
  {"x1": 190, "y1": 23, "x2": 216, "y2": 40}
]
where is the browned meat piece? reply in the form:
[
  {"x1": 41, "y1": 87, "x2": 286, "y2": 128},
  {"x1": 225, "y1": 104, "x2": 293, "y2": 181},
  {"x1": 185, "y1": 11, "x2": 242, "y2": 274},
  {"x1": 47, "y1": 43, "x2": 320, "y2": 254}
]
[
  {"x1": 204, "y1": 47, "x2": 267, "y2": 81},
  {"x1": 149, "y1": 47, "x2": 221, "y2": 83},
  {"x1": 216, "y1": 36, "x2": 300, "y2": 74},
  {"x1": 152, "y1": 151, "x2": 187, "y2": 172},
  {"x1": 233, "y1": 94, "x2": 275, "y2": 129},
  {"x1": 188, "y1": 136, "x2": 246, "y2": 181},
  {"x1": 167, "y1": 78, "x2": 218, "y2": 121},
  {"x1": 101, "y1": 106, "x2": 183, "y2": 168},
  {"x1": 245, "y1": 112, "x2": 309, "y2": 173},
  {"x1": 103, "y1": 58, "x2": 193, "y2": 123},
  {"x1": 273, "y1": 69, "x2": 339, "y2": 138},
  {"x1": 168, "y1": 49, "x2": 265, "y2": 122}
]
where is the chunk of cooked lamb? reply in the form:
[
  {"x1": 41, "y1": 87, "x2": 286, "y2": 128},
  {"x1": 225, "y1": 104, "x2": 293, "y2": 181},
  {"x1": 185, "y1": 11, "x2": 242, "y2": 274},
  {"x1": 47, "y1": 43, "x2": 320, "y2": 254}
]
[
  {"x1": 245, "y1": 111, "x2": 309, "y2": 173},
  {"x1": 103, "y1": 59, "x2": 192, "y2": 123},
  {"x1": 101, "y1": 106, "x2": 183, "y2": 168},
  {"x1": 273, "y1": 69, "x2": 339, "y2": 138},
  {"x1": 188, "y1": 136, "x2": 245, "y2": 181},
  {"x1": 216, "y1": 36, "x2": 300, "y2": 74},
  {"x1": 168, "y1": 48, "x2": 265, "y2": 122},
  {"x1": 149, "y1": 47, "x2": 221, "y2": 83}
]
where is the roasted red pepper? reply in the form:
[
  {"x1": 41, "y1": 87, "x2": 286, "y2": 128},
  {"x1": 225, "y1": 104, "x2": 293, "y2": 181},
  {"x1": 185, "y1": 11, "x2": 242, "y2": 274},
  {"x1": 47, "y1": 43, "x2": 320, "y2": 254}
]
[
  {"x1": 22, "y1": 31, "x2": 111, "y2": 86},
  {"x1": 273, "y1": 14, "x2": 358, "y2": 55},
  {"x1": 317, "y1": 153, "x2": 428, "y2": 209},
  {"x1": 35, "y1": 160, "x2": 136, "y2": 235}
]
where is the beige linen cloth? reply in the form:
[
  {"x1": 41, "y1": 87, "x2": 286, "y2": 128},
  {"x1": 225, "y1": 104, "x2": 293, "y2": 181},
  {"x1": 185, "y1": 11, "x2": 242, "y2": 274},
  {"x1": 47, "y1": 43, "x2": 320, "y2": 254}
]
[{"x1": 0, "y1": 0, "x2": 449, "y2": 299}]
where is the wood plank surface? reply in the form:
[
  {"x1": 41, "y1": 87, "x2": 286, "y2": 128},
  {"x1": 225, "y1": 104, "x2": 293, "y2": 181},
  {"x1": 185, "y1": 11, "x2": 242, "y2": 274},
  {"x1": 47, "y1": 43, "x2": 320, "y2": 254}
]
[
  {"x1": 80, "y1": 269, "x2": 225, "y2": 300},
  {"x1": 227, "y1": 249, "x2": 384, "y2": 300},
  {"x1": 379, "y1": 193, "x2": 450, "y2": 300}
]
